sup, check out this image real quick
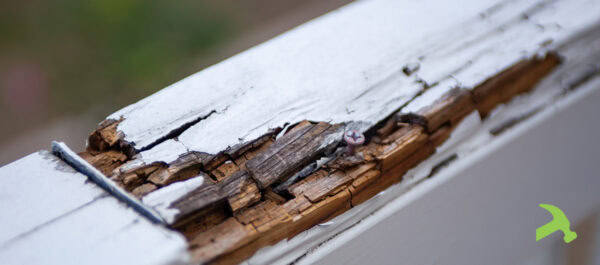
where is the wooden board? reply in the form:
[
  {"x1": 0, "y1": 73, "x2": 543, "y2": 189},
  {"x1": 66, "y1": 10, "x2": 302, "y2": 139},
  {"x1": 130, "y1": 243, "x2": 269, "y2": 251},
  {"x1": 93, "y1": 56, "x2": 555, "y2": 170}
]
[
  {"x1": 0, "y1": 152, "x2": 189, "y2": 265},
  {"x1": 305, "y1": 77, "x2": 600, "y2": 265},
  {"x1": 87, "y1": 0, "x2": 600, "y2": 169},
  {"x1": 68, "y1": 0, "x2": 600, "y2": 264}
]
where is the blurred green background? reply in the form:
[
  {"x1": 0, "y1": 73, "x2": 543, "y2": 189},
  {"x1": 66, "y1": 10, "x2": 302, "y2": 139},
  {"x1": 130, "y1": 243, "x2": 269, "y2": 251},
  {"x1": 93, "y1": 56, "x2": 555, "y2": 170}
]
[{"x1": 0, "y1": 0, "x2": 351, "y2": 165}]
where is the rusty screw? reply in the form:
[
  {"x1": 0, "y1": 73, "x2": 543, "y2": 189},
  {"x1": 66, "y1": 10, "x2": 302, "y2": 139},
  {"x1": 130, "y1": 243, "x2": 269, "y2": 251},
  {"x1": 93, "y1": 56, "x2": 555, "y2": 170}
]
[{"x1": 344, "y1": 130, "x2": 365, "y2": 155}]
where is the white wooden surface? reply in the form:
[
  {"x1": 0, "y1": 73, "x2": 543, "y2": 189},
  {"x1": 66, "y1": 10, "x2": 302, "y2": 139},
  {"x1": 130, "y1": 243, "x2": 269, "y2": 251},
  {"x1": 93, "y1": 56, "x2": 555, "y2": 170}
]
[
  {"x1": 1, "y1": 0, "x2": 598, "y2": 264},
  {"x1": 290, "y1": 77, "x2": 600, "y2": 265},
  {"x1": 0, "y1": 152, "x2": 189, "y2": 265},
  {"x1": 52, "y1": 141, "x2": 166, "y2": 224},
  {"x1": 236, "y1": 23, "x2": 600, "y2": 263},
  {"x1": 105, "y1": 0, "x2": 600, "y2": 169}
]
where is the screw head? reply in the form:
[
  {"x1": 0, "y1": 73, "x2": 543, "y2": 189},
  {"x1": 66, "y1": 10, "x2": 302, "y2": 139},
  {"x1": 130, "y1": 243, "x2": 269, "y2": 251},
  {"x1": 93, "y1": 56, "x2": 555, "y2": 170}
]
[{"x1": 344, "y1": 130, "x2": 365, "y2": 146}]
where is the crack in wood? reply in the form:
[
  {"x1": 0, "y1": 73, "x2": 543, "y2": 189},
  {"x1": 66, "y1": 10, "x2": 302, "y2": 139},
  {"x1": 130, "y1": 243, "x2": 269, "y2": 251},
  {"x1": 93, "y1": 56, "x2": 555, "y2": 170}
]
[{"x1": 73, "y1": 8, "x2": 600, "y2": 265}]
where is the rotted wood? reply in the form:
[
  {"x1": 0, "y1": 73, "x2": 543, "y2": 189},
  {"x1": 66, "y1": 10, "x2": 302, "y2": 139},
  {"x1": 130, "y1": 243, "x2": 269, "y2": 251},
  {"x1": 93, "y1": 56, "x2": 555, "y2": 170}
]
[
  {"x1": 171, "y1": 171, "x2": 260, "y2": 224},
  {"x1": 184, "y1": 122, "x2": 437, "y2": 264},
  {"x1": 147, "y1": 153, "x2": 203, "y2": 186},
  {"x1": 472, "y1": 53, "x2": 561, "y2": 117},
  {"x1": 77, "y1": 51, "x2": 560, "y2": 263},
  {"x1": 246, "y1": 121, "x2": 344, "y2": 189},
  {"x1": 180, "y1": 53, "x2": 563, "y2": 263},
  {"x1": 87, "y1": 119, "x2": 122, "y2": 152},
  {"x1": 78, "y1": 150, "x2": 128, "y2": 176},
  {"x1": 412, "y1": 87, "x2": 475, "y2": 133},
  {"x1": 71, "y1": 0, "x2": 600, "y2": 264}
]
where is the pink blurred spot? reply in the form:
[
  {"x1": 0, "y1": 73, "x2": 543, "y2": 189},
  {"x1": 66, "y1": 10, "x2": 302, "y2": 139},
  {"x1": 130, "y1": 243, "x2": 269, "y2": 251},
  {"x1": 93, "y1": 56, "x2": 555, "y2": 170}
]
[{"x1": 1, "y1": 62, "x2": 49, "y2": 118}]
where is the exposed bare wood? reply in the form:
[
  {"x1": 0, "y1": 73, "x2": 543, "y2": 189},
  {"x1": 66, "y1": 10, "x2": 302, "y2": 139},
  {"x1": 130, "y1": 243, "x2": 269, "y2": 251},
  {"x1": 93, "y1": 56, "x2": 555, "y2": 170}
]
[
  {"x1": 62, "y1": 0, "x2": 600, "y2": 263},
  {"x1": 147, "y1": 153, "x2": 202, "y2": 186},
  {"x1": 289, "y1": 170, "x2": 352, "y2": 203},
  {"x1": 171, "y1": 171, "x2": 254, "y2": 222},
  {"x1": 79, "y1": 150, "x2": 128, "y2": 176},
  {"x1": 87, "y1": 119, "x2": 122, "y2": 152},
  {"x1": 472, "y1": 53, "x2": 561, "y2": 117},
  {"x1": 227, "y1": 177, "x2": 261, "y2": 214},
  {"x1": 211, "y1": 161, "x2": 240, "y2": 182},
  {"x1": 246, "y1": 122, "x2": 344, "y2": 189},
  {"x1": 376, "y1": 125, "x2": 429, "y2": 173},
  {"x1": 414, "y1": 87, "x2": 475, "y2": 132},
  {"x1": 131, "y1": 183, "x2": 158, "y2": 197}
]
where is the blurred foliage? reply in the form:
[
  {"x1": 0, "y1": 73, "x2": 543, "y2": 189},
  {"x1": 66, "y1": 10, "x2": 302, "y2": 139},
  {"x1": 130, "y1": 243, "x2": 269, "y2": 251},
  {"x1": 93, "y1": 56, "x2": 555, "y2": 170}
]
[{"x1": 0, "y1": 0, "x2": 232, "y2": 124}]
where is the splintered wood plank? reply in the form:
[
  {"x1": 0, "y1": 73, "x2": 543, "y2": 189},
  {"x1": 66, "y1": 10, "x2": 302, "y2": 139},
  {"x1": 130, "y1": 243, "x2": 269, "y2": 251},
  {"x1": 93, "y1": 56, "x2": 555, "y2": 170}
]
[
  {"x1": 246, "y1": 122, "x2": 343, "y2": 189},
  {"x1": 211, "y1": 160, "x2": 240, "y2": 182},
  {"x1": 227, "y1": 177, "x2": 261, "y2": 213},
  {"x1": 87, "y1": 119, "x2": 122, "y2": 152},
  {"x1": 156, "y1": 171, "x2": 261, "y2": 224},
  {"x1": 377, "y1": 125, "x2": 429, "y2": 173},
  {"x1": 0, "y1": 152, "x2": 188, "y2": 265},
  {"x1": 83, "y1": 0, "x2": 598, "y2": 178},
  {"x1": 189, "y1": 218, "x2": 258, "y2": 264},
  {"x1": 353, "y1": 141, "x2": 435, "y2": 206},
  {"x1": 206, "y1": 190, "x2": 351, "y2": 265},
  {"x1": 79, "y1": 150, "x2": 128, "y2": 176},
  {"x1": 289, "y1": 170, "x2": 352, "y2": 203},
  {"x1": 131, "y1": 183, "x2": 158, "y2": 197},
  {"x1": 472, "y1": 53, "x2": 561, "y2": 117},
  {"x1": 62, "y1": 0, "x2": 600, "y2": 263},
  {"x1": 430, "y1": 124, "x2": 453, "y2": 148},
  {"x1": 147, "y1": 152, "x2": 202, "y2": 186},
  {"x1": 410, "y1": 87, "x2": 475, "y2": 132},
  {"x1": 348, "y1": 169, "x2": 381, "y2": 200}
]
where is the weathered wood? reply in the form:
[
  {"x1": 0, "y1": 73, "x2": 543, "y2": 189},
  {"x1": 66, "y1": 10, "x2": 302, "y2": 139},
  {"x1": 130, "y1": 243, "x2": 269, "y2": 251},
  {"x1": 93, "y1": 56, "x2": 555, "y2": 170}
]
[
  {"x1": 0, "y1": 152, "x2": 188, "y2": 265},
  {"x1": 170, "y1": 171, "x2": 260, "y2": 222},
  {"x1": 189, "y1": 218, "x2": 258, "y2": 264},
  {"x1": 376, "y1": 125, "x2": 429, "y2": 173},
  {"x1": 227, "y1": 177, "x2": 261, "y2": 214},
  {"x1": 348, "y1": 169, "x2": 381, "y2": 205},
  {"x1": 246, "y1": 122, "x2": 343, "y2": 189},
  {"x1": 84, "y1": 0, "x2": 597, "y2": 177},
  {"x1": 0, "y1": 151, "x2": 104, "y2": 245},
  {"x1": 79, "y1": 150, "x2": 128, "y2": 176},
  {"x1": 412, "y1": 87, "x2": 475, "y2": 132},
  {"x1": 289, "y1": 170, "x2": 352, "y2": 203},
  {"x1": 87, "y1": 119, "x2": 122, "y2": 152},
  {"x1": 211, "y1": 160, "x2": 240, "y2": 182},
  {"x1": 185, "y1": 121, "x2": 436, "y2": 263},
  {"x1": 131, "y1": 183, "x2": 158, "y2": 197},
  {"x1": 64, "y1": 0, "x2": 600, "y2": 263},
  {"x1": 147, "y1": 152, "x2": 202, "y2": 186},
  {"x1": 472, "y1": 53, "x2": 561, "y2": 117}
]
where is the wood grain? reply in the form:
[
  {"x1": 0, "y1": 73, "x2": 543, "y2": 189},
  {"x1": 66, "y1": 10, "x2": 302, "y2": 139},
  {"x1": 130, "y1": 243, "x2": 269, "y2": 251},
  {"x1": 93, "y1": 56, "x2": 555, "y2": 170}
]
[
  {"x1": 68, "y1": 0, "x2": 600, "y2": 263},
  {"x1": 246, "y1": 122, "x2": 343, "y2": 189}
]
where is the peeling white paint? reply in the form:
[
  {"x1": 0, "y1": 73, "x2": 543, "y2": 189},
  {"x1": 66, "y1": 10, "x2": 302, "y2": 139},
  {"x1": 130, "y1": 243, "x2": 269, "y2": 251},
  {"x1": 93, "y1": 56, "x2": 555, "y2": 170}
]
[
  {"x1": 103, "y1": 0, "x2": 599, "y2": 171},
  {"x1": 242, "y1": 35, "x2": 600, "y2": 265},
  {"x1": 0, "y1": 152, "x2": 189, "y2": 265},
  {"x1": 142, "y1": 176, "x2": 206, "y2": 224}
]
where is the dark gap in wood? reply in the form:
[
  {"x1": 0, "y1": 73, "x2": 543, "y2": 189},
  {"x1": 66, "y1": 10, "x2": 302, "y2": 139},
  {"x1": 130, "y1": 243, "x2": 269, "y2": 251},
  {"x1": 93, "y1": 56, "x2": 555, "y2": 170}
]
[
  {"x1": 398, "y1": 113, "x2": 429, "y2": 128},
  {"x1": 272, "y1": 161, "x2": 318, "y2": 198},
  {"x1": 139, "y1": 110, "x2": 217, "y2": 152},
  {"x1": 563, "y1": 64, "x2": 600, "y2": 92},
  {"x1": 362, "y1": 84, "x2": 429, "y2": 143},
  {"x1": 426, "y1": 154, "x2": 458, "y2": 179},
  {"x1": 490, "y1": 107, "x2": 543, "y2": 136}
]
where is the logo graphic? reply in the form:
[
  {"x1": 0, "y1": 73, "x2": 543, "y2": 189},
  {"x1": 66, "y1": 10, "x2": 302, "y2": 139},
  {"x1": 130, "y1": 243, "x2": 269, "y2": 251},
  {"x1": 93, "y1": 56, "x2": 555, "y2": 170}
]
[{"x1": 536, "y1": 203, "x2": 577, "y2": 243}]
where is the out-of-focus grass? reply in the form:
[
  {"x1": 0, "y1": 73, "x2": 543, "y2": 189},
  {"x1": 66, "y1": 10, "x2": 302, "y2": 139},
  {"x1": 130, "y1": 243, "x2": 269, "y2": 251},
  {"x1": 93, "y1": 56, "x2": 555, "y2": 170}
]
[{"x1": 0, "y1": 0, "x2": 232, "y2": 137}]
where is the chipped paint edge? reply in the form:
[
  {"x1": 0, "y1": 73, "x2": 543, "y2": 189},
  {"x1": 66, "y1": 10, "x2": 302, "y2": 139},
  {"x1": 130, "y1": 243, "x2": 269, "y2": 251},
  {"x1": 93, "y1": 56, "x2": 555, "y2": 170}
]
[{"x1": 51, "y1": 141, "x2": 166, "y2": 225}]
